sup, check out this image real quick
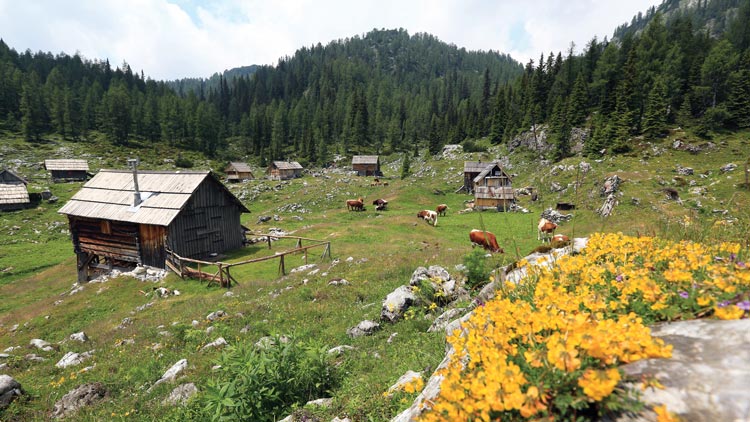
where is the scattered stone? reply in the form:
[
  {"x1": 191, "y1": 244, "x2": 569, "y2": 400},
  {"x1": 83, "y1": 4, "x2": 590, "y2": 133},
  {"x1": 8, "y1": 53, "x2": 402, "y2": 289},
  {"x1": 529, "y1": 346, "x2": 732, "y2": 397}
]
[
  {"x1": 550, "y1": 181, "x2": 565, "y2": 192},
  {"x1": 55, "y1": 350, "x2": 94, "y2": 368},
  {"x1": 51, "y1": 382, "x2": 107, "y2": 419},
  {"x1": 151, "y1": 359, "x2": 188, "y2": 391},
  {"x1": 381, "y1": 286, "x2": 419, "y2": 323},
  {"x1": 408, "y1": 266, "x2": 463, "y2": 302},
  {"x1": 223, "y1": 291, "x2": 234, "y2": 297},
  {"x1": 114, "y1": 338, "x2": 135, "y2": 347},
  {"x1": 206, "y1": 310, "x2": 226, "y2": 321},
  {"x1": 386, "y1": 370, "x2": 423, "y2": 396},
  {"x1": 200, "y1": 337, "x2": 228, "y2": 351},
  {"x1": 30, "y1": 338, "x2": 55, "y2": 352},
  {"x1": 428, "y1": 308, "x2": 466, "y2": 333},
  {"x1": 0, "y1": 374, "x2": 24, "y2": 410},
  {"x1": 720, "y1": 163, "x2": 737, "y2": 173},
  {"x1": 347, "y1": 320, "x2": 380, "y2": 338},
  {"x1": 663, "y1": 188, "x2": 680, "y2": 201},
  {"x1": 676, "y1": 165, "x2": 694, "y2": 176},
  {"x1": 117, "y1": 317, "x2": 133, "y2": 329},
  {"x1": 25, "y1": 354, "x2": 47, "y2": 362},
  {"x1": 291, "y1": 264, "x2": 317, "y2": 274},
  {"x1": 255, "y1": 335, "x2": 289, "y2": 349},
  {"x1": 387, "y1": 333, "x2": 398, "y2": 343},
  {"x1": 305, "y1": 398, "x2": 333, "y2": 408},
  {"x1": 328, "y1": 278, "x2": 349, "y2": 286},
  {"x1": 598, "y1": 193, "x2": 619, "y2": 217},
  {"x1": 327, "y1": 345, "x2": 356, "y2": 355},
  {"x1": 240, "y1": 325, "x2": 251, "y2": 334},
  {"x1": 631, "y1": 197, "x2": 641, "y2": 206},
  {"x1": 162, "y1": 383, "x2": 198, "y2": 406},
  {"x1": 331, "y1": 417, "x2": 351, "y2": 422},
  {"x1": 601, "y1": 174, "x2": 622, "y2": 196},
  {"x1": 257, "y1": 215, "x2": 272, "y2": 224},
  {"x1": 579, "y1": 161, "x2": 591, "y2": 173},
  {"x1": 69, "y1": 332, "x2": 89, "y2": 343},
  {"x1": 540, "y1": 208, "x2": 573, "y2": 224}
]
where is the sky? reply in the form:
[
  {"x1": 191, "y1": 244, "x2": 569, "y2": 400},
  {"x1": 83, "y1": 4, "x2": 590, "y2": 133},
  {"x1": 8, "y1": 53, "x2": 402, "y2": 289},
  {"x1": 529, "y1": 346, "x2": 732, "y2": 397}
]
[{"x1": 0, "y1": 0, "x2": 661, "y2": 81}]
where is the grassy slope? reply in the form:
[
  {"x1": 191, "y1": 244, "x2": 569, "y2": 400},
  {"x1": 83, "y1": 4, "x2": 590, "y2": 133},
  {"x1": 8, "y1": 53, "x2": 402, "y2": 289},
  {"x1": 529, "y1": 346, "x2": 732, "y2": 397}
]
[{"x1": 0, "y1": 128, "x2": 749, "y2": 421}]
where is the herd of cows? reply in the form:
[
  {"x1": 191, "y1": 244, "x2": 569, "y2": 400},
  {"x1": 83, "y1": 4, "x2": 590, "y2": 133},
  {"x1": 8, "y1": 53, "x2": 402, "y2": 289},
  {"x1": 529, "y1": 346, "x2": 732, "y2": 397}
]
[{"x1": 345, "y1": 189, "x2": 569, "y2": 255}]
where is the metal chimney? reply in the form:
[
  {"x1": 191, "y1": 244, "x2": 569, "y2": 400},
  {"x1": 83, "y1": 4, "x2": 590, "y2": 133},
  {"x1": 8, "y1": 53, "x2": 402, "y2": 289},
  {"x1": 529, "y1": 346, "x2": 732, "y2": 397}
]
[{"x1": 127, "y1": 158, "x2": 142, "y2": 206}]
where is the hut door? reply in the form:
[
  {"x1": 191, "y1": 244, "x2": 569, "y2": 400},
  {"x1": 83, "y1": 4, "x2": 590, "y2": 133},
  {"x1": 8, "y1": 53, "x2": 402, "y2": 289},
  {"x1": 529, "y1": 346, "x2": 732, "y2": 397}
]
[{"x1": 138, "y1": 225, "x2": 167, "y2": 268}]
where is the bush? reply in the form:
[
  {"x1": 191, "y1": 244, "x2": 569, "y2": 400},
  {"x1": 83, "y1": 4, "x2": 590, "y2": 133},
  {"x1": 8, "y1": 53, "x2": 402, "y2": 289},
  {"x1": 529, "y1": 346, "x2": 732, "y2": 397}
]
[
  {"x1": 199, "y1": 336, "x2": 337, "y2": 422},
  {"x1": 175, "y1": 154, "x2": 194, "y2": 168},
  {"x1": 463, "y1": 248, "x2": 489, "y2": 289},
  {"x1": 461, "y1": 139, "x2": 487, "y2": 153}
]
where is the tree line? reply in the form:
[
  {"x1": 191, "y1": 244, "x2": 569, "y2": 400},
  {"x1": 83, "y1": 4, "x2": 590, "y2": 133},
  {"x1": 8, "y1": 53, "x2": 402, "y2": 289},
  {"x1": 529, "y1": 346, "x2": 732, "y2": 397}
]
[{"x1": 1, "y1": 2, "x2": 749, "y2": 165}]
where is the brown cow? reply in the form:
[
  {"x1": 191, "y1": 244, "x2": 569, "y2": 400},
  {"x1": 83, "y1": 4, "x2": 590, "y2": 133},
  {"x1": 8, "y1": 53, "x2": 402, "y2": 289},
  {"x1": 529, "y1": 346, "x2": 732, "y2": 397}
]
[
  {"x1": 469, "y1": 229, "x2": 503, "y2": 253},
  {"x1": 372, "y1": 198, "x2": 388, "y2": 211},
  {"x1": 537, "y1": 218, "x2": 557, "y2": 242},
  {"x1": 436, "y1": 204, "x2": 448, "y2": 216},
  {"x1": 417, "y1": 210, "x2": 438, "y2": 226},
  {"x1": 346, "y1": 197, "x2": 365, "y2": 211},
  {"x1": 551, "y1": 234, "x2": 569, "y2": 243}
]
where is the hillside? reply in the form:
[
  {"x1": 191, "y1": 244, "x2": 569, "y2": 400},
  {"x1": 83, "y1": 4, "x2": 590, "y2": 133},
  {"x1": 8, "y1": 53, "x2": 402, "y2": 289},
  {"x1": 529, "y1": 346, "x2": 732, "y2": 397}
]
[{"x1": 0, "y1": 123, "x2": 749, "y2": 420}]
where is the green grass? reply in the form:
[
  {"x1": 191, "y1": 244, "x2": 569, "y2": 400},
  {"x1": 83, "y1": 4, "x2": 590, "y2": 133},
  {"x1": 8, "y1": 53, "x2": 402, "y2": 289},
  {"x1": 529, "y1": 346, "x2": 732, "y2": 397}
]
[{"x1": 1, "y1": 128, "x2": 749, "y2": 421}]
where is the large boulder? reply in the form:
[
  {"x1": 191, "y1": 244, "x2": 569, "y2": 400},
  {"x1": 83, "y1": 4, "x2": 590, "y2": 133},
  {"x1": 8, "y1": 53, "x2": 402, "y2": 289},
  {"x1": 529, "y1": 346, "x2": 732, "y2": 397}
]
[
  {"x1": 150, "y1": 359, "x2": 188, "y2": 392},
  {"x1": 408, "y1": 266, "x2": 464, "y2": 303},
  {"x1": 601, "y1": 174, "x2": 622, "y2": 196},
  {"x1": 162, "y1": 383, "x2": 198, "y2": 406},
  {"x1": 381, "y1": 286, "x2": 419, "y2": 323},
  {"x1": 55, "y1": 350, "x2": 95, "y2": 369},
  {"x1": 0, "y1": 374, "x2": 24, "y2": 410},
  {"x1": 51, "y1": 382, "x2": 107, "y2": 419},
  {"x1": 617, "y1": 319, "x2": 750, "y2": 422}
]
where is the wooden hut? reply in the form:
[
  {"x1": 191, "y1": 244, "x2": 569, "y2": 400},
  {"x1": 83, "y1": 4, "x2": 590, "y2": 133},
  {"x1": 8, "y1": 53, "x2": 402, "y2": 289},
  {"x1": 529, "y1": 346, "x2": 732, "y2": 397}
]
[
  {"x1": 0, "y1": 169, "x2": 30, "y2": 211},
  {"x1": 225, "y1": 162, "x2": 254, "y2": 182},
  {"x1": 472, "y1": 163, "x2": 515, "y2": 210},
  {"x1": 461, "y1": 161, "x2": 496, "y2": 193},
  {"x1": 44, "y1": 159, "x2": 89, "y2": 182},
  {"x1": 267, "y1": 161, "x2": 303, "y2": 180},
  {"x1": 58, "y1": 169, "x2": 249, "y2": 282},
  {"x1": 352, "y1": 155, "x2": 381, "y2": 176}
]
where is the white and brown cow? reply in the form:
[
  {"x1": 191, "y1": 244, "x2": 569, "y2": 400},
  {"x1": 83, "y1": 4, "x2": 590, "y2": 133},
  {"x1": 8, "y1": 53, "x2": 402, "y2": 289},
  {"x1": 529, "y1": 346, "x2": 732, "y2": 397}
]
[{"x1": 417, "y1": 210, "x2": 438, "y2": 227}]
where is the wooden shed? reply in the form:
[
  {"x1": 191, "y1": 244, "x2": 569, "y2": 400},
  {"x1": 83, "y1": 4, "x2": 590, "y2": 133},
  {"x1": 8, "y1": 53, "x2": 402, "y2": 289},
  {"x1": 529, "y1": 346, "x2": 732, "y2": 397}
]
[
  {"x1": 472, "y1": 163, "x2": 515, "y2": 210},
  {"x1": 352, "y1": 155, "x2": 382, "y2": 176},
  {"x1": 44, "y1": 159, "x2": 89, "y2": 182},
  {"x1": 225, "y1": 162, "x2": 254, "y2": 182},
  {"x1": 58, "y1": 169, "x2": 249, "y2": 282},
  {"x1": 267, "y1": 161, "x2": 303, "y2": 180},
  {"x1": 461, "y1": 161, "x2": 497, "y2": 193},
  {"x1": 0, "y1": 169, "x2": 30, "y2": 211}
]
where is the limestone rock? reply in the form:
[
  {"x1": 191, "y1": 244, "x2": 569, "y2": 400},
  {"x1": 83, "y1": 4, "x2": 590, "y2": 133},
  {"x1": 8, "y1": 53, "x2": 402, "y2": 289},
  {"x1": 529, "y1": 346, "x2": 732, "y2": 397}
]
[
  {"x1": 305, "y1": 397, "x2": 332, "y2": 407},
  {"x1": 408, "y1": 266, "x2": 463, "y2": 303},
  {"x1": 0, "y1": 374, "x2": 24, "y2": 410},
  {"x1": 720, "y1": 163, "x2": 737, "y2": 173},
  {"x1": 601, "y1": 174, "x2": 622, "y2": 196},
  {"x1": 381, "y1": 286, "x2": 418, "y2": 323},
  {"x1": 598, "y1": 193, "x2": 619, "y2": 217},
  {"x1": 200, "y1": 337, "x2": 228, "y2": 351},
  {"x1": 55, "y1": 350, "x2": 94, "y2": 369},
  {"x1": 206, "y1": 310, "x2": 226, "y2": 321},
  {"x1": 150, "y1": 359, "x2": 187, "y2": 391},
  {"x1": 676, "y1": 165, "x2": 694, "y2": 176},
  {"x1": 162, "y1": 383, "x2": 198, "y2": 406},
  {"x1": 347, "y1": 320, "x2": 380, "y2": 338},
  {"x1": 30, "y1": 338, "x2": 55, "y2": 352},
  {"x1": 69, "y1": 332, "x2": 89, "y2": 343},
  {"x1": 327, "y1": 345, "x2": 356, "y2": 355},
  {"x1": 386, "y1": 370, "x2": 423, "y2": 396},
  {"x1": 51, "y1": 382, "x2": 107, "y2": 419},
  {"x1": 427, "y1": 308, "x2": 466, "y2": 333}
]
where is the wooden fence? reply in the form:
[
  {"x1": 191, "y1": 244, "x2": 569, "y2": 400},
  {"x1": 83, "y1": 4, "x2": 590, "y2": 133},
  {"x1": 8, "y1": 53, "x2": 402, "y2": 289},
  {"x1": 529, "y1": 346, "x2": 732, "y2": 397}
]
[{"x1": 165, "y1": 234, "x2": 332, "y2": 288}]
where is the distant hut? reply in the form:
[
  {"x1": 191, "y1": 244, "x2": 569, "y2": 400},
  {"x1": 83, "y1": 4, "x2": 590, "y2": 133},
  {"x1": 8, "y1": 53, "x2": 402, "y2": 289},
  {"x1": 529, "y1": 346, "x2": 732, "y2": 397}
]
[
  {"x1": 267, "y1": 161, "x2": 303, "y2": 180},
  {"x1": 58, "y1": 168, "x2": 249, "y2": 282},
  {"x1": 44, "y1": 159, "x2": 89, "y2": 182},
  {"x1": 461, "y1": 161, "x2": 497, "y2": 193},
  {"x1": 225, "y1": 162, "x2": 254, "y2": 182},
  {"x1": 352, "y1": 155, "x2": 381, "y2": 176},
  {"x1": 472, "y1": 162, "x2": 515, "y2": 210},
  {"x1": 0, "y1": 169, "x2": 30, "y2": 211}
]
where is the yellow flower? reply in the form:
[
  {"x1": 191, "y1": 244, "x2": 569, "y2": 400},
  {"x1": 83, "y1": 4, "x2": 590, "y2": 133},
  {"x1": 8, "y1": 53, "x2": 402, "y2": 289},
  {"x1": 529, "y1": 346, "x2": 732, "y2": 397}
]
[
  {"x1": 714, "y1": 305, "x2": 745, "y2": 320},
  {"x1": 577, "y1": 368, "x2": 621, "y2": 401},
  {"x1": 654, "y1": 404, "x2": 681, "y2": 422}
]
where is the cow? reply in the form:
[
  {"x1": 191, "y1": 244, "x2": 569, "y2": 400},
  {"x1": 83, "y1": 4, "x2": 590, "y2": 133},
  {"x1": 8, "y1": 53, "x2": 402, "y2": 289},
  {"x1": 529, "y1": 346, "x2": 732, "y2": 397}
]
[
  {"x1": 469, "y1": 229, "x2": 503, "y2": 253},
  {"x1": 538, "y1": 218, "x2": 557, "y2": 242},
  {"x1": 417, "y1": 210, "x2": 438, "y2": 226},
  {"x1": 551, "y1": 234, "x2": 569, "y2": 243},
  {"x1": 436, "y1": 204, "x2": 448, "y2": 216},
  {"x1": 373, "y1": 198, "x2": 388, "y2": 211},
  {"x1": 346, "y1": 197, "x2": 365, "y2": 211}
]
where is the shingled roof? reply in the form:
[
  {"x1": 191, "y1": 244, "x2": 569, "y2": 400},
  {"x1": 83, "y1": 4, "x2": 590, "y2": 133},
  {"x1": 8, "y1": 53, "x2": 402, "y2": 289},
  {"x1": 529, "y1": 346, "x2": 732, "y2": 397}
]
[
  {"x1": 352, "y1": 155, "x2": 379, "y2": 165},
  {"x1": 227, "y1": 162, "x2": 252, "y2": 172},
  {"x1": 272, "y1": 161, "x2": 303, "y2": 170},
  {"x1": 44, "y1": 159, "x2": 89, "y2": 171},
  {"x1": 0, "y1": 184, "x2": 30, "y2": 205},
  {"x1": 58, "y1": 170, "x2": 248, "y2": 226},
  {"x1": 464, "y1": 161, "x2": 496, "y2": 173}
]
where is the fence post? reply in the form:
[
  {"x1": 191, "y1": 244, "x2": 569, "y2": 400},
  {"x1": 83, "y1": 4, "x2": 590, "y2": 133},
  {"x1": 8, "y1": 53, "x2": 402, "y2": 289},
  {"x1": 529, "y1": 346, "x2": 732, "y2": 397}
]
[
  {"x1": 279, "y1": 254, "x2": 286, "y2": 275},
  {"x1": 267, "y1": 235, "x2": 272, "y2": 249}
]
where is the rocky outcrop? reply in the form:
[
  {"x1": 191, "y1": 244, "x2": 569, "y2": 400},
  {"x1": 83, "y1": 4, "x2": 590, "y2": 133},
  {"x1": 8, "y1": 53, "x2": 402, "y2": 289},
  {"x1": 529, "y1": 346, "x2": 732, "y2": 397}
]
[
  {"x1": 51, "y1": 382, "x2": 107, "y2": 419},
  {"x1": 162, "y1": 383, "x2": 198, "y2": 406},
  {"x1": 381, "y1": 286, "x2": 419, "y2": 323},
  {"x1": 0, "y1": 374, "x2": 24, "y2": 410}
]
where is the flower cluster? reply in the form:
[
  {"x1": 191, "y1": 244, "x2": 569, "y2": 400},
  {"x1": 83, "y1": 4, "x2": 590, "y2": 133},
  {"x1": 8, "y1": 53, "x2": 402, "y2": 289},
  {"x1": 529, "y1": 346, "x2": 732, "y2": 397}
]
[{"x1": 422, "y1": 233, "x2": 748, "y2": 421}]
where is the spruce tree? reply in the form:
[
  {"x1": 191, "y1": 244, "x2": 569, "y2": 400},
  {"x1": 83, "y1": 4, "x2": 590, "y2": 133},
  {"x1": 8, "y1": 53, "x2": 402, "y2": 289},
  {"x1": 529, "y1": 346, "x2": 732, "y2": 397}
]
[
  {"x1": 400, "y1": 152, "x2": 410, "y2": 179},
  {"x1": 567, "y1": 73, "x2": 588, "y2": 125},
  {"x1": 642, "y1": 78, "x2": 669, "y2": 137},
  {"x1": 727, "y1": 53, "x2": 750, "y2": 128}
]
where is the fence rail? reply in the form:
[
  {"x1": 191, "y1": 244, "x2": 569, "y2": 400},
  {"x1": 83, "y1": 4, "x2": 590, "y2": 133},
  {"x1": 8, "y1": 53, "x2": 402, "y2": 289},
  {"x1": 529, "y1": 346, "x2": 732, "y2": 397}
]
[{"x1": 165, "y1": 233, "x2": 332, "y2": 288}]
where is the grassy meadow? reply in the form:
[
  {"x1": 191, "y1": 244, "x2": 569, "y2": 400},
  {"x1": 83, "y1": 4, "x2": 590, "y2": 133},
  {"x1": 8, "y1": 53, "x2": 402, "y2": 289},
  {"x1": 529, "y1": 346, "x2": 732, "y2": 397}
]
[{"x1": 1, "y1": 127, "x2": 749, "y2": 420}]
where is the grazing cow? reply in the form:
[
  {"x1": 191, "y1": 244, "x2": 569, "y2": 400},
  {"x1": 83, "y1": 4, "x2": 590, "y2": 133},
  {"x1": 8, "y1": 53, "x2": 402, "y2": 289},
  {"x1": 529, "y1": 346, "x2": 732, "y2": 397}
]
[
  {"x1": 469, "y1": 229, "x2": 503, "y2": 253},
  {"x1": 373, "y1": 198, "x2": 388, "y2": 211},
  {"x1": 538, "y1": 218, "x2": 557, "y2": 242},
  {"x1": 551, "y1": 234, "x2": 569, "y2": 243},
  {"x1": 436, "y1": 204, "x2": 448, "y2": 216},
  {"x1": 417, "y1": 210, "x2": 438, "y2": 227},
  {"x1": 346, "y1": 197, "x2": 365, "y2": 211}
]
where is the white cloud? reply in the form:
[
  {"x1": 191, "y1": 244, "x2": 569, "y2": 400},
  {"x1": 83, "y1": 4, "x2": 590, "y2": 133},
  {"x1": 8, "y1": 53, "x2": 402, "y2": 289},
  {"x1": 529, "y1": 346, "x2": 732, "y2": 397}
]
[{"x1": 0, "y1": 0, "x2": 660, "y2": 80}]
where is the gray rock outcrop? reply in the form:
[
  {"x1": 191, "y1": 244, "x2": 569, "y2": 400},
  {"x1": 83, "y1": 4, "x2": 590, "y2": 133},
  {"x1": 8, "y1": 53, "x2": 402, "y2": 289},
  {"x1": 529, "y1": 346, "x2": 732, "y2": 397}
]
[
  {"x1": 30, "y1": 338, "x2": 55, "y2": 352},
  {"x1": 150, "y1": 359, "x2": 187, "y2": 391},
  {"x1": 162, "y1": 383, "x2": 198, "y2": 406},
  {"x1": 69, "y1": 332, "x2": 89, "y2": 343},
  {"x1": 55, "y1": 350, "x2": 95, "y2": 368},
  {"x1": 51, "y1": 382, "x2": 107, "y2": 419},
  {"x1": 381, "y1": 286, "x2": 418, "y2": 323},
  {"x1": 0, "y1": 374, "x2": 24, "y2": 410},
  {"x1": 408, "y1": 266, "x2": 463, "y2": 303},
  {"x1": 601, "y1": 174, "x2": 622, "y2": 196},
  {"x1": 347, "y1": 320, "x2": 380, "y2": 338}
]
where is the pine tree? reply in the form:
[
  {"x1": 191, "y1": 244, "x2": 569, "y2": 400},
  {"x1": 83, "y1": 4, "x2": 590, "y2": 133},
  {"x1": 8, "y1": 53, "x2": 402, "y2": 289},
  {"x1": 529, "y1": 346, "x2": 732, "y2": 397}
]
[
  {"x1": 488, "y1": 87, "x2": 507, "y2": 144},
  {"x1": 642, "y1": 78, "x2": 669, "y2": 137},
  {"x1": 567, "y1": 72, "x2": 588, "y2": 125},
  {"x1": 550, "y1": 97, "x2": 571, "y2": 161},
  {"x1": 20, "y1": 72, "x2": 45, "y2": 141},
  {"x1": 727, "y1": 53, "x2": 750, "y2": 128},
  {"x1": 400, "y1": 152, "x2": 410, "y2": 179}
]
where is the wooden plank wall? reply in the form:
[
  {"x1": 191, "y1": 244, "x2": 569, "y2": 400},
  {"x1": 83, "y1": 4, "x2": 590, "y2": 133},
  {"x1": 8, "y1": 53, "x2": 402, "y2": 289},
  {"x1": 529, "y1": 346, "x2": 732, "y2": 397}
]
[
  {"x1": 139, "y1": 224, "x2": 167, "y2": 267},
  {"x1": 167, "y1": 178, "x2": 244, "y2": 259},
  {"x1": 71, "y1": 217, "x2": 140, "y2": 263}
]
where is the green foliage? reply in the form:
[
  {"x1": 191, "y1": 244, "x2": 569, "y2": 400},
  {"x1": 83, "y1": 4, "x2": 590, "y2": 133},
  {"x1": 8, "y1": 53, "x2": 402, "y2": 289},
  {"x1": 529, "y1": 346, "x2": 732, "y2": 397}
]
[
  {"x1": 400, "y1": 153, "x2": 411, "y2": 179},
  {"x1": 461, "y1": 139, "x2": 486, "y2": 153},
  {"x1": 175, "y1": 154, "x2": 194, "y2": 168},
  {"x1": 199, "y1": 336, "x2": 337, "y2": 422},
  {"x1": 463, "y1": 248, "x2": 490, "y2": 289}
]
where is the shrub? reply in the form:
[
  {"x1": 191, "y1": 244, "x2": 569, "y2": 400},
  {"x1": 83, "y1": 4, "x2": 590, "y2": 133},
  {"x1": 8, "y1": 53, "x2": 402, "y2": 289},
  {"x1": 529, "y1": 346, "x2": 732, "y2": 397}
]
[
  {"x1": 463, "y1": 248, "x2": 489, "y2": 289},
  {"x1": 199, "y1": 336, "x2": 337, "y2": 422},
  {"x1": 175, "y1": 154, "x2": 194, "y2": 168},
  {"x1": 461, "y1": 139, "x2": 487, "y2": 153}
]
